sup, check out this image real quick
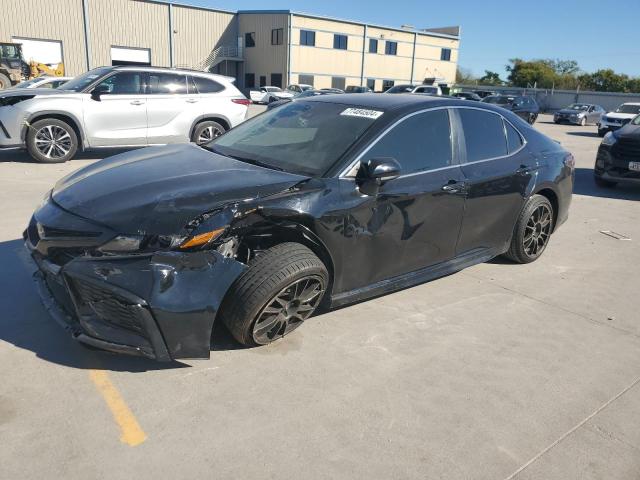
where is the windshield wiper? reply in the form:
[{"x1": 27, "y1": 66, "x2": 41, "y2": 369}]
[{"x1": 204, "y1": 145, "x2": 284, "y2": 171}]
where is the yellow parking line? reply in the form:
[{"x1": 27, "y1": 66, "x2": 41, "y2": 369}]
[{"x1": 88, "y1": 369, "x2": 147, "y2": 447}]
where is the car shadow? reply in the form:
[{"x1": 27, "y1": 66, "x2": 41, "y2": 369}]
[
  {"x1": 0, "y1": 238, "x2": 248, "y2": 371},
  {"x1": 0, "y1": 147, "x2": 140, "y2": 164},
  {"x1": 573, "y1": 167, "x2": 640, "y2": 200},
  {"x1": 565, "y1": 131, "x2": 600, "y2": 138}
]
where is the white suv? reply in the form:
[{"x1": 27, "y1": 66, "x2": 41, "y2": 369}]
[
  {"x1": 597, "y1": 102, "x2": 640, "y2": 137},
  {"x1": 0, "y1": 66, "x2": 249, "y2": 162}
]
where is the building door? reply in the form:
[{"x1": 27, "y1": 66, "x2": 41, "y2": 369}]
[{"x1": 110, "y1": 47, "x2": 151, "y2": 66}]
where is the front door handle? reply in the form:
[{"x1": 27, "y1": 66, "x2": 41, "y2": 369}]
[
  {"x1": 185, "y1": 98, "x2": 199, "y2": 103},
  {"x1": 441, "y1": 181, "x2": 466, "y2": 194},
  {"x1": 130, "y1": 100, "x2": 145, "y2": 105}
]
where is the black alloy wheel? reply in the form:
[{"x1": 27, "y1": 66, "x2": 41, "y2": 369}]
[
  {"x1": 504, "y1": 194, "x2": 554, "y2": 264},
  {"x1": 252, "y1": 276, "x2": 325, "y2": 344}
]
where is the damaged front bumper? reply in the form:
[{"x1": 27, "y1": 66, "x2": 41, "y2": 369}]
[{"x1": 26, "y1": 243, "x2": 246, "y2": 361}]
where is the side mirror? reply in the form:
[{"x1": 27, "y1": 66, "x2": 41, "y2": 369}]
[
  {"x1": 356, "y1": 157, "x2": 401, "y2": 196},
  {"x1": 90, "y1": 84, "x2": 110, "y2": 101}
]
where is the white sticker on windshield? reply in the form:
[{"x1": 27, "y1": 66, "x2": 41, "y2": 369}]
[{"x1": 340, "y1": 108, "x2": 383, "y2": 119}]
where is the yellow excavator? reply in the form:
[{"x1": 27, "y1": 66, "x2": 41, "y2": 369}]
[
  {"x1": 0, "y1": 42, "x2": 65, "y2": 89},
  {"x1": 29, "y1": 61, "x2": 65, "y2": 78}
]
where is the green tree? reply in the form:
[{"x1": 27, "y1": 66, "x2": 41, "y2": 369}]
[
  {"x1": 506, "y1": 58, "x2": 557, "y2": 88},
  {"x1": 588, "y1": 69, "x2": 629, "y2": 92},
  {"x1": 478, "y1": 70, "x2": 503, "y2": 85},
  {"x1": 455, "y1": 66, "x2": 476, "y2": 84}
]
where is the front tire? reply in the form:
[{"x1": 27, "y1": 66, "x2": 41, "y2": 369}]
[
  {"x1": 504, "y1": 195, "x2": 554, "y2": 264},
  {"x1": 580, "y1": 117, "x2": 587, "y2": 126},
  {"x1": 191, "y1": 120, "x2": 226, "y2": 145},
  {"x1": 26, "y1": 118, "x2": 78, "y2": 163},
  {"x1": 221, "y1": 243, "x2": 328, "y2": 346},
  {"x1": 0, "y1": 73, "x2": 11, "y2": 90}
]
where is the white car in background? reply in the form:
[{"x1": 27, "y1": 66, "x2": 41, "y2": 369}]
[
  {"x1": 249, "y1": 86, "x2": 294, "y2": 104},
  {"x1": 411, "y1": 85, "x2": 443, "y2": 96},
  {"x1": 286, "y1": 84, "x2": 313, "y2": 94},
  {"x1": 598, "y1": 102, "x2": 640, "y2": 136},
  {"x1": 0, "y1": 66, "x2": 249, "y2": 162},
  {"x1": 10, "y1": 76, "x2": 73, "y2": 89}
]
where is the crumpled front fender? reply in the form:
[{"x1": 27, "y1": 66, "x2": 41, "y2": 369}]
[{"x1": 63, "y1": 250, "x2": 246, "y2": 360}]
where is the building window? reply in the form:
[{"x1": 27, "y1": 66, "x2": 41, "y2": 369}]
[
  {"x1": 333, "y1": 34, "x2": 348, "y2": 50},
  {"x1": 245, "y1": 32, "x2": 256, "y2": 48},
  {"x1": 271, "y1": 73, "x2": 283, "y2": 88},
  {"x1": 441, "y1": 48, "x2": 452, "y2": 61},
  {"x1": 367, "y1": 78, "x2": 376, "y2": 91},
  {"x1": 382, "y1": 80, "x2": 395, "y2": 91},
  {"x1": 300, "y1": 30, "x2": 315, "y2": 46},
  {"x1": 368, "y1": 39, "x2": 378, "y2": 54},
  {"x1": 259, "y1": 75, "x2": 266, "y2": 87},
  {"x1": 385, "y1": 41, "x2": 397, "y2": 55},
  {"x1": 331, "y1": 77, "x2": 346, "y2": 90},
  {"x1": 299, "y1": 74, "x2": 314, "y2": 86},
  {"x1": 245, "y1": 73, "x2": 255, "y2": 89},
  {"x1": 271, "y1": 28, "x2": 283, "y2": 46}
]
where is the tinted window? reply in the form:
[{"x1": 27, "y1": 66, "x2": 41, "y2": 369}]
[
  {"x1": 245, "y1": 73, "x2": 255, "y2": 89},
  {"x1": 441, "y1": 48, "x2": 452, "y2": 61},
  {"x1": 300, "y1": 30, "x2": 315, "y2": 46},
  {"x1": 331, "y1": 77, "x2": 346, "y2": 90},
  {"x1": 96, "y1": 72, "x2": 143, "y2": 94},
  {"x1": 364, "y1": 110, "x2": 452, "y2": 175},
  {"x1": 333, "y1": 34, "x2": 348, "y2": 50},
  {"x1": 369, "y1": 39, "x2": 378, "y2": 53},
  {"x1": 271, "y1": 73, "x2": 282, "y2": 88},
  {"x1": 245, "y1": 32, "x2": 255, "y2": 48},
  {"x1": 459, "y1": 109, "x2": 508, "y2": 162},
  {"x1": 382, "y1": 80, "x2": 395, "y2": 91},
  {"x1": 505, "y1": 120, "x2": 523, "y2": 154},
  {"x1": 385, "y1": 41, "x2": 397, "y2": 55},
  {"x1": 299, "y1": 75, "x2": 314, "y2": 86},
  {"x1": 367, "y1": 78, "x2": 375, "y2": 91},
  {"x1": 259, "y1": 75, "x2": 266, "y2": 87},
  {"x1": 148, "y1": 73, "x2": 187, "y2": 94}
]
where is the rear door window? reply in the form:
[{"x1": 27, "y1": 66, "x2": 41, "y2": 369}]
[
  {"x1": 504, "y1": 120, "x2": 524, "y2": 154},
  {"x1": 96, "y1": 72, "x2": 144, "y2": 95},
  {"x1": 192, "y1": 76, "x2": 225, "y2": 93},
  {"x1": 364, "y1": 109, "x2": 453, "y2": 174},
  {"x1": 458, "y1": 109, "x2": 508, "y2": 162},
  {"x1": 147, "y1": 73, "x2": 187, "y2": 94}
]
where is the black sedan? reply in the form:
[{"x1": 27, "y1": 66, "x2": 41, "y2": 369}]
[
  {"x1": 482, "y1": 95, "x2": 540, "y2": 124},
  {"x1": 594, "y1": 116, "x2": 640, "y2": 187},
  {"x1": 25, "y1": 95, "x2": 574, "y2": 361}
]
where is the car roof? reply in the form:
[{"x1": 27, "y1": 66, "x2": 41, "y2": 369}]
[
  {"x1": 104, "y1": 65, "x2": 232, "y2": 81},
  {"x1": 621, "y1": 102, "x2": 640, "y2": 106}
]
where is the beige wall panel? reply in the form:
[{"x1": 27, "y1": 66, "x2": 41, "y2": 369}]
[
  {"x1": 366, "y1": 27, "x2": 414, "y2": 45},
  {"x1": 413, "y1": 58, "x2": 457, "y2": 84},
  {"x1": 291, "y1": 46, "x2": 362, "y2": 78},
  {"x1": 87, "y1": 0, "x2": 169, "y2": 68},
  {"x1": 292, "y1": 29, "x2": 363, "y2": 52},
  {"x1": 238, "y1": 13, "x2": 288, "y2": 83},
  {"x1": 363, "y1": 54, "x2": 413, "y2": 81},
  {"x1": 172, "y1": 6, "x2": 235, "y2": 69},
  {"x1": 292, "y1": 16, "x2": 364, "y2": 36},
  {"x1": 0, "y1": 0, "x2": 87, "y2": 75}
]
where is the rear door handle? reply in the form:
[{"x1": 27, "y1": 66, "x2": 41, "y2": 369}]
[
  {"x1": 515, "y1": 165, "x2": 538, "y2": 175},
  {"x1": 130, "y1": 100, "x2": 145, "y2": 105},
  {"x1": 185, "y1": 99, "x2": 199, "y2": 103},
  {"x1": 441, "y1": 181, "x2": 466, "y2": 194}
]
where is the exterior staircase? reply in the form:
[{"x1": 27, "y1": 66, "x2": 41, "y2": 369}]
[{"x1": 191, "y1": 45, "x2": 243, "y2": 72}]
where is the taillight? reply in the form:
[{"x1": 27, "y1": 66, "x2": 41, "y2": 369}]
[
  {"x1": 563, "y1": 153, "x2": 575, "y2": 170},
  {"x1": 232, "y1": 98, "x2": 251, "y2": 106}
]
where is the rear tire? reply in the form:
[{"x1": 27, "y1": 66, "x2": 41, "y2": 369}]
[
  {"x1": 503, "y1": 195, "x2": 554, "y2": 264},
  {"x1": 221, "y1": 243, "x2": 328, "y2": 347},
  {"x1": 580, "y1": 117, "x2": 587, "y2": 126},
  {"x1": 26, "y1": 118, "x2": 78, "y2": 163},
  {"x1": 191, "y1": 120, "x2": 226, "y2": 145},
  {"x1": 598, "y1": 129, "x2": 607, "y2": 137},
  {"x1": 594, "y1": 175, "x2": 617, "y2": 188},
  {"x1": 0, "y1": 73, "x2": 11, "y2": 90}
]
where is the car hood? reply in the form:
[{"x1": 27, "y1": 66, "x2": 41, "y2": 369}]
[
  {"x1": 615, "y1": 123, "x2": 640, "y2": 139},
  {"x1": 51, "y1": 144, "x2": 309, "y2": 235},
  {"x1": 0, "y1": 87, "x2": 77, "y2": 98},
  {"x1": 605, "y1": 112, "x2": 638, "y2": 119}
]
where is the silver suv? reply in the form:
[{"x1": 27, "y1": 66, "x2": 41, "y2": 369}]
[{"x1": 0, "y1": 66, "x2": 249, "y2": 162}]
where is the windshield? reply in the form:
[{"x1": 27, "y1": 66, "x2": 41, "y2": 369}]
[
  {"x1": 14, "y1": 78, "x2": 45, "y2": 89},
  {"x1": 0, "y1": 44, "x2": 21, "y2": 60},
  {"x1": 483, "y1": 96, "x2": 514, "y2": 105},
  {"x1": 566, "y1": 103, "x2": 589, "y2": 111},
  {"x1": 385, "y1": 85, "x2": 413, "y2": 94},
  {"x1": 300, "y1": 85, "x2": 312, "y2": 91},
  {"x1": 58, "y1": 68, "x2": 111, "y2": 92},
  {"x1": 265, "y1": 87, "x2": 282, "y2": 92},
  {"x1": 615, "y1": 104, "x2": 640, "y2": 114},
  {"x1": 632, "y1": 115, "x2": 640, "y2": 125},
  {"x1": 206, "y1": 101, "x2": 382, "y2": 177}
]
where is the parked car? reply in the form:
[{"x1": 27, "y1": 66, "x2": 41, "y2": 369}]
[
  {"x1": 412, "y1": 85, "x2": 443, "y2": 96},
  {"x1": 249, "y1": 86, "x2": 293, "y2": 104},
  {"x1": 345, "y1": 85, "x2": 373, "y2": 93},
  {"x1": 319, "y1": 88, "x2": 345, "y2": 94},
  {"x1": 384, "y1": 84, "x2": 418, "y2": 94},
  {"x1": 0, "y1": 66, "x2": 249, "y2": 163},
  {"x1": 594, "y1": 115, "x2": 640, "y2": 187},
  {"x1": 474, "y1": 90, "x2": 497, "y2": 99},
  {"x1": 11, "y1": 76, "x2": 72, "y2": 89},
  {"x1": 452, "y1": 91, "x2": 482, "y2": 101},
  {"x1": 554, "y1": 103, "x2": 605, "y2": 126},
  {"x1": 286, "y1": 84, "x2": 313, "y2": 94},
  {"x1": 597, "y1": 103, "x2": 640, "y2": 137},
  {"x1": 26, "y1": 94, "x2": 573, "y2": 361},
  {"x1": 481, "y1": 95, "x2": 539, "y2": 124},
  {"x1": 266, "y1": 89, "x2": 339, "y2": 109}
]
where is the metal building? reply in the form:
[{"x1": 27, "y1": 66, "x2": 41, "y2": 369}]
[{"x1": 0, "y1": 0, "x2": 460, "y2": 91}]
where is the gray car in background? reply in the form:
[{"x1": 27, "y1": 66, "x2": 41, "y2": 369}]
[{"x1": 554, "y1": 103, "x2": 605, "y2": 126}]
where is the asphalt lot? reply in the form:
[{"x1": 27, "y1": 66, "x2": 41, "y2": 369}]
[{"x1": 1, "y1": 110, "x2": 639, "y2": 479}]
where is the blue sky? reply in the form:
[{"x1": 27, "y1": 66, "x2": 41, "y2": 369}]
[{"x1": 182, "y1": 0, "x2": 640, "y2": 79}]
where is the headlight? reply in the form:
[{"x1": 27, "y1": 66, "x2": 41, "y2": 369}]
[
  {"x1": 98, "y1": 235, "x2": 144, "y2": 253},
  {"x1": 98, "y1": 234, "x2": 186, "y2": 253},
  {"x1": 602, "y1": 131, "x2": 617, "y2": 146}
]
